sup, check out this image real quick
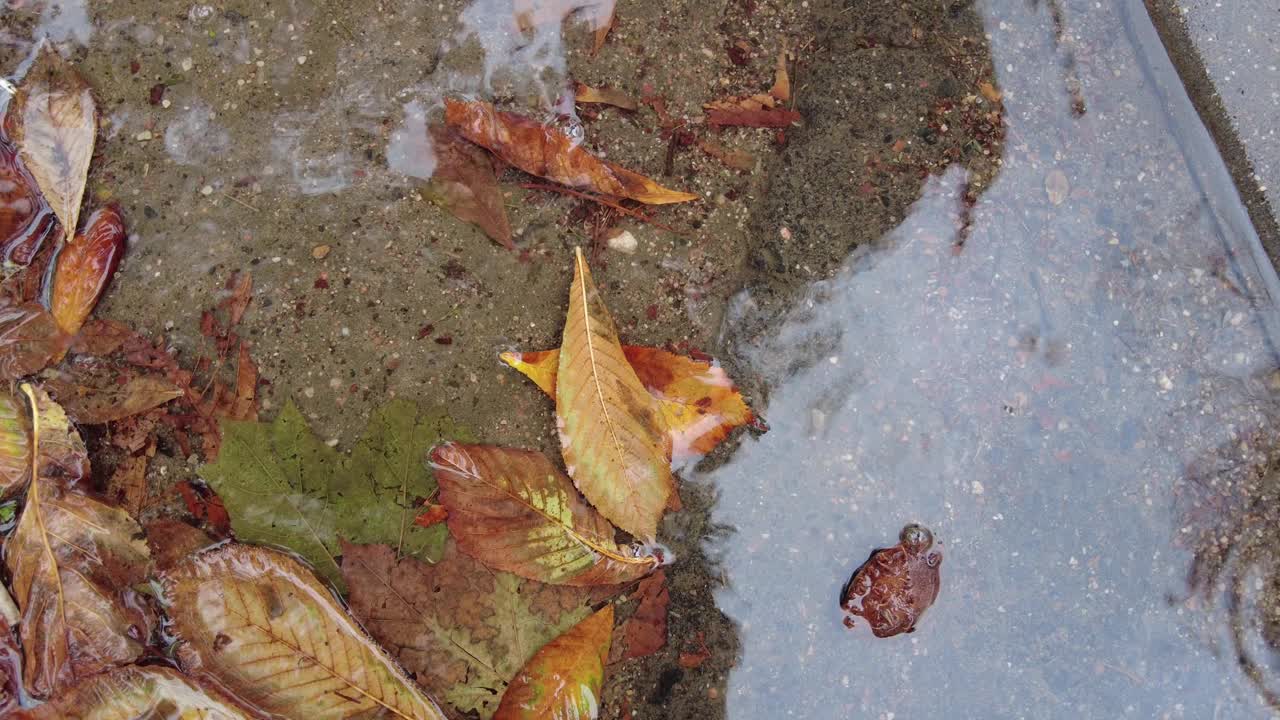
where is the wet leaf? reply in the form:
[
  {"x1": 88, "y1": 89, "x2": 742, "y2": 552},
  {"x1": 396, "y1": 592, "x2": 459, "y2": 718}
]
[
  {"x1": 978, "y1": 81, "x2": 1003, "y2": 103},
  {"x1": 162, "y1": 543, "x2": 447, "y2": 720},
  {"x1": 616, "y1": 570, "x2": 668, "y2": 661},
  {"x1": 219, "y1": 271, "x2": 253, "y2": 327},
  {"x1": 343, "y1": 540, "x2": 609, "y2": 720},
  {"x1": 0, "y1": 135, "x2": 56, "y2": 267},
  {"x1": 1045, "y1": 168, "x2": 1069, "y2": 206},
  {"x1": 424, "y1": 125, "x2": 513, "y2": 248},
  {"x1": 556, "y1": 248, "x2": 672, "y2": 540},
  {"x1": 44, "y1": 370, "x2": 182, "y2": 424},
  {"x1": 198, "y1": 399, "x2": 466, "y2": 590},
  {"x1": 13, "y1": 665, "x2": 259, "y2": 720},
  {"x1": 502, "y1": 344, "x2": 757, "y2": 462},
  {"x1": 25, "y1": 383, "x2": 88, "y2": 486},
  {"x1": 0, "y1": 392, "x2": 29, "y2": 500},
  {"x1": 444, "y1": 99, "x2": 697, "y2": 205},
  {"x1": 591, "y1": 7, "x2": 615, "y2": 55},
  {"x1": 413, "y1": 502, "x2": 448, "y2": 528},
  {"x1": 144, "y1": 519, "x2": 216, "y2": 572},
  {"x1": 49, "y1": 204, "x2": 126, "y2": 336},
  {"x1": 575, "y1": 83, "x2": 638, "y2": 111},
  {"x1": 0, "y1": 297, "x2": 70, "y2": 380},
  {"x1": 8, "y1": 42, "x2": 96, "y2": 245},
  {"x1": 495, "y1": 605, "x2": 613, "y2": 720},
  {"x1": 105, "y1": 454, "x2": 147, "y2": 517},
  {"x1": 8, "y1": 385, "x2": 154, "y2": 699},
  {"x1": 430, "y1": 443, "x2": 661, "y2": 585}
]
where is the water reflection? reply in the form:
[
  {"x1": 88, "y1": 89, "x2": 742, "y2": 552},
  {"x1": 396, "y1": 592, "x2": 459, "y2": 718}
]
[{"x1": 708, "y1": 0, "x2": 1280, "y2": 717}]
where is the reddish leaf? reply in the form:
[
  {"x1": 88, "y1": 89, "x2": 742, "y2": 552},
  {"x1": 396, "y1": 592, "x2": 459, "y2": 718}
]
[
  {"x1": 49, "y1": 204, "x2": 125, "y2": 336},
  {"x1": 413, "y1": 502, "x2": 449, "y2": 528},
  {"x1": 144, "y1": 519, "x2": 216, "y2": 572},
  {"x1": 105, "y1": 454, "x2": 148, "y2": 517},
  {"x1": 677, "y1": 633, "x2": 711, "y2": 669},
  {"x1": 495, "y1": 605, "x2": 613, "y2": 720},
  {"x1": 444, "y1": 99, "x2": 697, "y2": 205},
  {"x1": 68, "y1": 317, "x2": 133, "y2": 356},
  {"x1": 619, "y1": 570, "x2": 668, "y2": 661},
  {"x1": 591, "y1": 7, "x2": 616, "y2": 55},
  {"x1": 219, "y1": 271, "x2": 252, "y2": 326},
  {"x1": 173, "y1": 481, "x2": 231, "y2": 537},
  {"x1": 425, "y1": 125, "x2": 513, "y2": 248},
  {"x1": 43, "y1": 369, "x2": 182, "y2": 425},
  {"x1": 0, "y1": 135, "x2": 56, "y2": 267},
  {"x1": 0, "y1": 298, "x2": 69, "y2": 380}
]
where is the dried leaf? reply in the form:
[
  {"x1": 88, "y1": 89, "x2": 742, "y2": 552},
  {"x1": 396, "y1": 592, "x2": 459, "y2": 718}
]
[
  {"x1": 424, "y1": 125, "x2": 513, "y2": 248},
  {"x1": 978, "y1": 81, "x2": 1003, "y2": 103},
  {"x1": 557, "y1": 248, "x2": 672, "y2": 540},
  {"x1": 198, "y1": 399, "x2": 467, "y2": 589},
  {"x1": 413, "y1": 502, "x2": 448, "y2": 528},
  {"x1": 49, "y1": 204, "x2": 126, "y2": 336},
  {"x1": 0, "y1": 392, "x2": 29, "y2": 500},
  {"x1": 8, "y1": 42, "x2": 96, "y2": 245},
  {"x1": 162, "y1": 543, "x2": 447, "y2": 720},
  {"x1": 705, "y1": 107, "x2": 802, "y2": 128},
  {"x1": 14, "y1": 665, "x2": 260, "y2": 720},
  {"x1": 8, "y1": 385, "x2": 154, "y2": 699},
  {"x1": 769, "y1": 46, "x2": 790, "y2": 102},
  {"x1": 495, "y1": 605, "x2": 613, "y2": 720},
  {"x1": 44, "y1": 371, "x2": 182, "y2": 424},
  {"x1": 618, "y1": 570, "x2": 668, "y2": 660},
  {"x1": 502, "y1": 344, "x2": 757, "y2": 462},
  {"x1": 697, "y1": 138, "x2": 755, "y2": 172},
  {"x1": 575, "y1": 83, "x2": 638, "y2": 111},
  {"x1": 1045, "y1": 168, "x2": 1069, "y2": 206},
  {"x1": 444, "y1": 99, "x2": 697, "y2": 205},
  {"x1": 430, "y1": 443, "x2": 661, "y2": 585},
  {"x1": 343, "y1": 541, "x2": 606, "y2": 720},
  {"x1": 219, "y1": 271, "x2": 253, "y2": 326},
  {"x1": 0, "y1": 298, "x2": 70, "y2": 380},
  {"x1": 105, "y1": 454, "x2": 147, "y2": 517}
]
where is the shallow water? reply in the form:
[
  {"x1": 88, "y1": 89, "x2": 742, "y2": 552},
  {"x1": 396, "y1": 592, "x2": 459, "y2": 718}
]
[
  {"x1": 3, "y1": 0, "x2": 1279, "y2": 717},
  {"x1": 708, "y1": 0, "x2": 1280, "y2": 717}
]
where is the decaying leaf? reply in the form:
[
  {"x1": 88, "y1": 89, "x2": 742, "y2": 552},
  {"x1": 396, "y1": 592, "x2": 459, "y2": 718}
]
[
  {"x1": 502, "y1": 344, "x2": 757, "y2": 462},
  {"x1": 424, "y1": 125, "x2": 513, "y2": 248},
  {"x1": 144, "y1": 519, "x2": 217, "y2": 572},
  {"x1": 343, "y1": 540, "x2": 608, "y2": 720},
  {"x1": 697, "y1": 138, "x2": 755, "y2": 171},
  {"x1": 25, "y1": 383, "x2": 88, "y2": 486},
  {"x1": 556, "y1": 248, "x2": 673, "y2": 540},
  {"x1": 8, "y1": 385, "x2": 154, "y2": 699},
  {"x1": 444, "y1": 99, "x2": 697, "y2": 205},
  {"x1": 163, "y1": 543, "x2": 447, "y2": 720},
  {"x1": 0, "y1": 134, "x2": 56, "y2": 267},
  {"x1": 413, "y1": 502, "x2": 448, "y2": 528},
  {"x1": 978, "y1": 80, "x2": 1003, "y2": 103},
  {"x1": 0, "y1": 297, "x2": 70, "y2": 380},
  {"x1": 105, "y1": 454, "x2": 147, "y2": 517},
  {"x1": 49, "y1": 204, "x2": 126, "y2": 337},
  {"x1": 575, "y1": 83, "x2": 638, "y2": 111},
  {"x1": 770, "y1": 46, "x2": 790, "y2": 102},
  {"x1": 8, "y1": 42, "x2": 96, "y2": 245},
  {"x1": 704, "y1": 105, "x2": 802, "y2": 128},
  {"x1": 44, "y1": 370, "x2": 182, "y2": 424},
  {"x1": 13, "y1": 665, "x2": 259, "y2": 720},
  {"x1": 431, "y1": 443, "x2": 661, "y2": 586},
  {"x1": 495, "y1": 605, "x2": 613, "y2": 720},
  {"x1": 1045, "y1": 168, "x2": 1069, "y2": 206},
  {"x1": 198, "y1": 399, "x2": 466, "y2": 589},
  {"x1": 0, "y1": 392, "x2": 29, "y2": 500},
  {"x1": 618, "y1": 570, "x2": 668, "y2": 661}
]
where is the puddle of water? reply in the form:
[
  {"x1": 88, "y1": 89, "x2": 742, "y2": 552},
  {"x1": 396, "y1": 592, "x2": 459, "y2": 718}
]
[{"x1": 706, "y1": 0, "x2": 1280, "y2": 717}]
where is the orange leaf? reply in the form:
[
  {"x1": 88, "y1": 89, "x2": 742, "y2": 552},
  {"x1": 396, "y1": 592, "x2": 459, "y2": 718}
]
[
  {"x1": 49, "y1": 204, "x2": 125, "y2": 336},
  {"x1": 591, "y1": 7, "x2": 616, "y2": 56},
  {"x1": 444, "y1": 99, "x2": 697, "y2": 205},
  {"x1": 425, "y1": 125, "x2": 513, "y2": 248},
  {"x1": 413, "y1": 502, "x2": 448, "y2": 528},
  {"x1": 495, "y1": 605, "x2": 613, "y2": 720},
  {"x1": 501, "y1": 344, "x2": 757, "y2": 462},
  {"x1": 770, "y1": 46, "x2": 790, "y2": 102},
  {"x1": 575, "y1": 82, "x2": 638, "y2": 111}
]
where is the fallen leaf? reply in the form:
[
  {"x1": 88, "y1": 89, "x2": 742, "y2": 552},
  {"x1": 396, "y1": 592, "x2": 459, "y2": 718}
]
[
  {"x1": 0, "y1": 134, "x2": 56, "y2": 267},
  {"x1": 413, "y1": 502, "x2": 448, "y2": 528},
  {"x1": 502, "y1": 344, "x2": 757, "y2": 462},
  {"x1": 495, "y1": 605, "x2": 613, "y2": 720},
  {"x1": 705, "y1": 107, "x2": 802, "y2": 128},
  {"x1": 144, "y1": 519, "x2": 216, "y2": 572},
  {"x1": 575, "y1": 83, "x2": 638, "y2": 111},
  {"x1": 198, "y1": 399, "x2": 467, "y2": 589},
  {"x1": 49, "y1": 204, "x2": 126, "y2": 336},
  {"x1": 8, "y1": 385, "x2": 154, "y2": 699},
  {"x1": 44, "y1": 370, "x2": 182, "y2": 424},
  {"x1": 24, "y1": 384, "x2": 88, "y2": 487},
  {"x1": 7, "y1": 42, "x2": 96, "y2": 246},
  {"x1": 172, "y1": 481, "x2": 231, "y2": 537},
  {"x1": 697, "y1": 138, "x2": 755, "y2": 171},
  {"x1": 105, "y1": 454, "x2": 147, "y2": 517},
  {"x1": 0, "y1": 392, "x2": 29, "y2": 500},
  {"x1": 557, "y1": 248, "x2": 672, "y2": 540},
  {"x1": 423, "y1": 125, "x2": 513, "y2": 248},
  {"x1": 591, "y1": 7, "x2": 615, "y2": 55},
  {"x1": 343, "y1": 541, "x2": 607, "y2": 720},
  {"x1": 13, "y1": 665, "x2": 260, "y2": 720},
  {"x1": 219, "y1": 271, "x2": 253, "y2": 326},
  {"x1": 978, "y1": 80, "x2": 1003, "y2": 103},
  {"x1": 770, "y1": 46, "x2": 790, "y2": 102},
  {"x1": 1045, "y1": 168, "x2": 1069, "y2": 206},
  {"x1": 444, "y1": 99, "x2": 697, "y2": 205},
  {"x1": 430, "y1": 443, "x2": 661, "y2": 585},
  {"x1": 163, "y1": 543, "x2": 447, "y2": 720},
  {"x1": 68, "y1": 317, "x2": 133, "y2": 356},
  {"x1": 676, "y1": 633, "x2": 711, "y2": 669},
  {"x1": 0, "y1": 298, "x2": 70, "y2": 380},
  {"x1": 618, "y1": 570, "x2": 668, "y2": 661}
]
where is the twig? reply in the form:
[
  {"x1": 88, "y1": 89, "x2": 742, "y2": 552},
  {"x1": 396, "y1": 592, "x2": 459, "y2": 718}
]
[
  {"x1": 518, "y1": 182, "x2": 683, "y2": 235},
  {"x1": 222, "y1": 193, "x2": 259, "y2": 212}
]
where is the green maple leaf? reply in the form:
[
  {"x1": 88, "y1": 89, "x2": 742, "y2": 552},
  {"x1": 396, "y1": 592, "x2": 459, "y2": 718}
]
[{"x1": 198, "y1": 399, "x2": 468, "y2": 591}]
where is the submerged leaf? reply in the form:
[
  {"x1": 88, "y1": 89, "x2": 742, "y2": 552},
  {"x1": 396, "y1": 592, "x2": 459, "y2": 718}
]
[
  {"x1": 556, "y1": 248, "x2": 672, "y2": 540},
  {"x1": 444, "y1": 99, "x2": 697, "y2": 205},
  {"x1": 0, "y1": 135, "x2": 56, "y2": 267},
  {"x1": 163, "y1": 543, "x2": 447, "y2": 720},
  {"x1": 431, "y1": 443, "x2": 660, "y2": 585},
  {"x1": 495, "y1": 605, "x2": 613, "y2": 720},
  {"x1": 618, "y1": 570, "x2": 668, "y2": 661},
  {"x1": 198, "y1": 399, "x2": 465, "y2": 589},
  {"x1": 8, "y1": 42, "x2": 96, "y2": 245},
  {"x1": 26, "y1": 383, "x2": 88, "y2": 486},
  {"x1": 0, "y1": 298, "x2": 70, "y2": 380},
  {"x1": 0, "y1": 392, "x2": 29, "y2": 500},
  {"x1": 343, "y1": 541, "x2": 607, "y2": 720},
  {"x1": 503, "y1": 344, "x2": 757, "y2": 462},
  {"x1": 44, "y1": 370, "x2": 181, "y2": 425},
  {"x1": 424, "y1": 125, "x2": 512, "y2": 248},
  {"x1": 14, "y1": 665, "x2": 259, "y2": 720},
  {"x1": 50, "y1": 204, "x2": 126, "y2": 337}
]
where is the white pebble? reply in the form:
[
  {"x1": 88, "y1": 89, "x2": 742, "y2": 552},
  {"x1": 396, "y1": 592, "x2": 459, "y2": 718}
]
[
  {"x1": 971, "y1": 480, "x2": 985, "y2": 495},
  {"x1": 199, "y1": 184, "x2": 213, "y2": 196},
  {"x1": 607, "y1": 230, "x2": 638, "y2": 254},
  {"x1": 181, "y1": 57, "x2": 194, "y2": 72}
]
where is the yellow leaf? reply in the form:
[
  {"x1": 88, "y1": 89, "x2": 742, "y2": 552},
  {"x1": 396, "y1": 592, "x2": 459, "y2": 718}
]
[
  {"x1": 162, "y1": 543, "x2": 448, "y2": 720},
  {"x1": 495, "y1": 605, "x2": 613, "y2": 720},
  {"x1": 15, "y1": 665, "x2": 259, "y2": 720},
  {"x1": 555, "y1": 248, "x2": 672, "y2": 540}
]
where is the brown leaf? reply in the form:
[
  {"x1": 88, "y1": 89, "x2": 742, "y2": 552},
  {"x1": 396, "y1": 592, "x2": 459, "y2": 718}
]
[
  {"x1": 591, "y1": 7, "x2": 616, "y2": 56},
  {"x1": 173, "y1": 480, "x2": 231, "y2": 536},
  {"x1": 430, "y1": 443, "x2": 661, "y2": 585},
  {"x1": 49, "y1": 204, "x2": 126, "y2": 336},
  {"x1": 9, "y1": 385, "x2": 154, "y2": 699},
  {"x1": 1045, "y1": 168, "x2": 1069, "y2": 206},
  {"x1": 342, "y1": 540, "x2": 609, "y2": 720},
  {"x1": 697, "y1": 138, "x2": 755, "y2": 171},
  {"x1": 413, "y1": 502, "x2": 449, "y2": 528},
  {"x1": 0, "y1": 134, "x2": 56, "y2": 268},
  {"x1": 13, "y1": 665, "x2": 261, "y2": 720},
  {"x1": 424, "y1": 125, "x2": 513, "y2": 248},
  {"x1": 619, "y1": 570, "x2": 668, "y2": 661},
  {"x1": 444, "y1": 99, "x2": 697, "y2": 205},
  {"x1": 676, "y1": 633, "x2": 711, "y2": 669},
  {"x1": 0, "y1": 391, "x2": 30, "y2": 501},
  {"x1": 44, "y1": 370, "x2": 182, "y2": 424},
  {"x1": 0, "y1": 298, "x2": 70, "y2": 380},
  {"x1": 495, "y1": 605, "x2": 613, "y2": 720},
  {"x1": 575, "y1": 83, "x2": 638, "y2": 111},
  {"x1": 106, "y1": 454, "x2": 147, "y2": 517},
  {"x1": 705, "y1": 107, "x2": 802, "y2": 128},
  {"x1": 143, "y1": 519, "x2": 215, "y2": 572},
  {"x1": 8, "y1": 42, "x2": 96, "y2": 245},
  {"x1": 229, "y1": 340, "x2": 258, "y2": 421},
  {"x1": 162, "y1": 543, "x2": 448, "y2": 720},
  {"x1": 219, "y1": 271, "x2": 253, "y2": 326},
  {"x1": 978, "y1": 80, "x2": 1003, "y2": 103},
  {"x1": 770, "y1": 46, "x2": 790, "y2": 102},
  {"x1": 25, "y1": 384, "x2": 88, "y2": 487},
  {"x1": 69, "y1": 317, "x2": 133, "y2": 356},
  {"x1": 556, "y1": 248, "x2": 673, "y2": 540}
]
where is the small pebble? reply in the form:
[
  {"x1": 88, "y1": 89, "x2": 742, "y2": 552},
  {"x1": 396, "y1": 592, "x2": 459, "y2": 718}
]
[
  {"x1": 312, "y1": 244, "x2": 331, "y2": 260},
  {"x1": 607, "y1": 230, "x2": 638, "y2": 254},
  {"x1": 135, "y1": 130, "x2": 152, "y2": 142},
  {"x1": 181, "y1": 57, "x2": 194, "y2": 72},
  {"x1": 297, "y1": 55, "x2": 307, "y2": 65},
  {"x1": 199, "y1": 185, "x2": 213, "y2": 196}
]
